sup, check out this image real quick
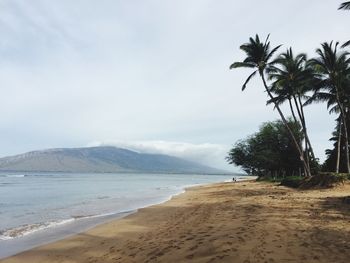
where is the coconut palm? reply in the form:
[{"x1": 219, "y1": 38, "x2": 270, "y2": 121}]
[
  {"x1": 267, "y1": 48, "x2": 317, "y2": 169},
  {"x1": 339, "y1": 1, "x2": 350, "y2": 10},
  {"x1": 266, "y1": 49, "x2": 306, "y2": 123},
  {"x1": 323, "y1": 119, "x2": 342, "y2": 173},
  {"x1": 309, "y1": 41, "x2": 350, "y2": 173},
  {"x1": 230, "y1": 35, "x2": 311, "y2": 176},
  {"x1": 305, "y1": 90, "x2": 344, "y2": 172},
  {"x1": 335, "y1": 117, "x2": 345, "y2": 172}
]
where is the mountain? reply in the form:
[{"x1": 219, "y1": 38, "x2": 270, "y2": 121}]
[{"x1": 0, "y1": 146, "x2": 226, "y2": 174}]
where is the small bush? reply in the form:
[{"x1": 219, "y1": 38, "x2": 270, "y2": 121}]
[
  {"x1": 280, "y1": 176, "x2": 304, "y2": 188},
  {"x1": 256, "y1": 176, "x2": 283, "y2": 183},
  {"x1": 299, "y1": 173, "x2": 347, "y2": 189}
]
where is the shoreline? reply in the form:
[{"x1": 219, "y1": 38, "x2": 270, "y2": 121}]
[
  {"x1": 2, "y1": 180, "x2": 349, "y2": 262},
  {"x1": 0, "y1": 209, "x2": 136, "y2": 260},
  {"x1": 0, "y1": 176, "x2": 242, "y2": 259}
]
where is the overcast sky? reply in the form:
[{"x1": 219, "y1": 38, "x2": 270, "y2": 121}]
[{"x1": 0, "y1": 1, "x2": 348, "y2": 171}]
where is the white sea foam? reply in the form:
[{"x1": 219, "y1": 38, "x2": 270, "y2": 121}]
[
  {"x1": 0, "y1": 174, "x2": 26, "y2": 178},
  {"x1": 0, "y1": 210, "x2": 138, "y2": 241},
  {"x1": 0, "y1": 218, "x2": 75, "y2": 240}
]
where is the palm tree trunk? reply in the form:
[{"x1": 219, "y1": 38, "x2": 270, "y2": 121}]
[
  {"x1": 297, "y1": 96, "x2": 316, "y2": 161},
  {"x1": 342, "y1": 112, "x2": 350, "y2": 173},
  {"x1": 288, "y1": 98, "x2": 298, "y2": 124},
  {"x1": 260, "y1": 73, "x2": 311, "y2": 177},
  {"x1": 336, "y1": 118, "x2": 342, "y2": 173},
  {"x1": 292, "y1": 96, "x2": 310, "y2": 175},
  {"x1": 335, "y1": 91, "x2": 350, "y2": 173},
  {"x1": 289, "y1": 98, "x2": 308, "y2": 173}
]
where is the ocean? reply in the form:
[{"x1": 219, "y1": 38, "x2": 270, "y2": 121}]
[{"x1": 0, "y1": 172, "x2": 243, "y2": 258}]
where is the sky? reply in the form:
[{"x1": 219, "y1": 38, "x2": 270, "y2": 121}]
[{"x1": 0, "y1": 1, "x2": 349, "y2": 172}]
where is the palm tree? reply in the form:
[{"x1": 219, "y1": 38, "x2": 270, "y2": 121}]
[
  {"x1": 230, "y1": 35, "x2": 311, "y2": 177},
  {"x1": 309, "y1": 41, "x2": 350, "y2": 173},
  {"x1": 305, "y1": 90, "x2": 344, "y2": 172},
  {"x1": 339, "y1": 1, "x2": 350, "y2": 10},
  {"x1": 324, "y1": 120, "x2": 342, "y2": 173},
  {"x1": 336, "y1": 117, "x2": 343, "y2": 173},
  {"x1": 267, "y1": 48, "x2": 316, "y2": 166}
]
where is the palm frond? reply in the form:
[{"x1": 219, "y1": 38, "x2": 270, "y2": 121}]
[
  {"x1": 329, "y1": 105, "x2": 340, "y2": 114},
  {"x1": 339, "y1": 1, "x2": 350, "y2": 10},
  {"x1": 264, "y1": 34, "x2": 270, "y2": 46},
  {"x1": 265, "y1": 45, "x2": 282, "y2": 62},
  {"x1": 242, "y1": 70, "x2": 258, "y2": 91},
  {"x1": 304, "y1": 92, "x2": 334, "y2": 106},
  {"x1": 342, "y1": 40, "x2": 350, "y2": 48},
  {"x1": 266, "y1": 94, "x2": 287, "y2": 107},
  {"x1": 230, "y1": 62, "x2": 255, "y2": 69}
]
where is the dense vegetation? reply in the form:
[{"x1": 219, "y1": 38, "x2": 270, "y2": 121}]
[
  {"x1": 226, "y1": 120, "x2": 304, "y2": 177},
  {"x1": 227, "y1": 2, "x2": 350, "y2": 179}
]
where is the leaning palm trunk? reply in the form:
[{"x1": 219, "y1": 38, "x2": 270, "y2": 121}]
[
  {"x1": 288, "y1": 98, "x2": 298, "y2": 124},
  {"x1": 297, "y1": 96, "x2": 316, "y2": 161},
  {"x1": 292, "y1": 95, "x2": 310, "y2": 174},
  {"x1": 261, "y1": 73, "x2": 311, "y2": 177},
  {"x1": 293, "y1": 95, "x2": 315, "y2": 160},
  {"x1": 336, "y1": 118, "x2": 342, "y2": 173},
  {"x1": 288, "y1": 98, "x2": 304, "y2": 151},
  {"x1": 341, "y1": 113, "x2": 350, "y2": 173},
  {"x1": 288, "y1": 98, "x2": 305, "y2": 167},
  {"x1": 335, "y1": 91, "x2": 350, "y2": 173}
]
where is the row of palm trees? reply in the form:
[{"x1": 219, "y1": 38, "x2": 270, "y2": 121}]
[
  {"x1": 230, "y1": 2, "x2": 349, "y2": 177},
  {"x1": 230, "y1": 35, "x2": 350, "y2": 177}
]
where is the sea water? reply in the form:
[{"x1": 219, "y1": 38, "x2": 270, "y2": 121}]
[{"x1": 0, "y1": 172, "x2": 243, "y2": 258}]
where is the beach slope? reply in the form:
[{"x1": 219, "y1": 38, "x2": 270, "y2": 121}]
[{"x1": 1, "y1": 181, "x2": 350, "y2": 263}]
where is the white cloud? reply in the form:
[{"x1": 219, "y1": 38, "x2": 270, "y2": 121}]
[{"x1": 0, "y1": 0, "x2": 347, "y2": 169}]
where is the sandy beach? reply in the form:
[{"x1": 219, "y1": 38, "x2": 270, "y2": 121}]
[{"x1": 1, "y1": 180, "x2": 350, "y2": 263}]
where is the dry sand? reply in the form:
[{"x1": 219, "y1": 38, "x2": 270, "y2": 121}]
[{"x1": 1, "y1": 181, "x2": 350, "y2": 263}]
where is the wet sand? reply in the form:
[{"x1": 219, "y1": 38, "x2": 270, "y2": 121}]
[{"x1": 1, "y1": 180, "x2": 350, "y2": 263}]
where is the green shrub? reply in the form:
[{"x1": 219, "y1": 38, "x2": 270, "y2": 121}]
[
  {"x1": 280, "y1": 176, "x2": 304, "y2": 188},
  {"x1": 299, "y1": 173, "x2": 347, "y2": 189},
  {"x1": 256, "y1": 176, "x2": 283, "y2": 183}
]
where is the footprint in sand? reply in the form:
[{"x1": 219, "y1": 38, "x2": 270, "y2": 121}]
[
  {"x1": 186, "y1": 254, "x2": 194, "y2": 259},
  {"x1": 189, "y1": 245, "x2": 198, "y2": 251},
  {"x1": 238, "y1": 236, "x2": 245, "y2": 242}
]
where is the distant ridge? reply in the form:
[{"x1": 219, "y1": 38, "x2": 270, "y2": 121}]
[{"x1": 0, "y1": 146, "x2": 227, "y2": 174}]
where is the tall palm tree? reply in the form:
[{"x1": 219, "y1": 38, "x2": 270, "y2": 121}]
[
  {"x1": 336, "y1": 117, "x2": 343, "y2": 173},
  {"x1": 339, "y1": 1, "x2": 350, "y2": 10},
  {"x1": 267, "y1": 48, "x2": 316, "y2": 166},
  {"x1": 230, "y1": 35, "x2": 311, "y2": 177},
  {"x1": 309, "y1": 41, "x2": 350, "y2": 173},
  {"x1": 324, "y1": 119, "x2": 342, "y2": 173},
  {"x1": 305, "y1": 90, "x2": 344, "y2": 172}
]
